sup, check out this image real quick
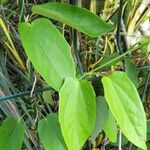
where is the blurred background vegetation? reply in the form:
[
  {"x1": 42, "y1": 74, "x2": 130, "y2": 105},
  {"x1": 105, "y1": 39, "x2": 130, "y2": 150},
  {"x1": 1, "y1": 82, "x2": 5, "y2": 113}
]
[{"x1": 0, "y1": 0, "x2": 150, "y2": 149}]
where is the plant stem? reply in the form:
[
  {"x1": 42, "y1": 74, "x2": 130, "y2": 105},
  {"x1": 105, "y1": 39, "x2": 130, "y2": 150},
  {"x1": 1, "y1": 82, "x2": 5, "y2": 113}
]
[
  {"x1": 70, "y1": 0, "x2": 84, "y2": 76},
  {"x1": 72, "y1": 27, "x2": 84, "y2": 75},
  {"x1": 93, "y1": 46, "x2": 137, "y2": 72},
  {"x1": 121, "y1": 18, "x2": 129, "y2": 50},
  {"x1": 116, "y1": 0, "x2": 124, "y2": 54},
  {"x1": 118, "y1": 129, "x2": 122, "y2": 150},
  {"x1": 0, "y1": 87, "x2": 52, "y2": 101},
  {"x1": 142, "y1": 71, "x2": 150, "y2": 101},
  {"x1": 138, "y1": 66, "x2": 150, "y2": 70},
  {"x1": 19, "y1": 0, "x2": 25, "y2": 22}
]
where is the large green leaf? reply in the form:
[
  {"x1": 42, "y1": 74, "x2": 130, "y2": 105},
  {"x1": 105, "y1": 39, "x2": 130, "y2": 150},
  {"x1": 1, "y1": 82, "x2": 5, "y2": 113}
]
[
  {"x1": 32, "y1": 2, "x2": 113, "y2": 37},
  {"x1": 102, "y1": 71, "x2": 147, "y2": 150},
  {"x1": 19, "y1": 18, "x2": 76, "y2": 91},
  {"x1": 59, "y1": 77, "x2": 96, "y2": 150},
  {"x1": 0, "y1": 117, "x2": 25, "y2": 150},
  {"x1": 38, "y1": 113, "x2": 67, "y2": 150},
  {"x1": 90, "y1": 96, "x2": 109, "y2": 142}
]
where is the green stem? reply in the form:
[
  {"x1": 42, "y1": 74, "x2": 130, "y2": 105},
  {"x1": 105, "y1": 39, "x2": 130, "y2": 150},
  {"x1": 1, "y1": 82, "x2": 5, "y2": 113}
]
[
  {"x1": 0, "y1": 87, "x2": 52, "y2": 101},
  {"x1": 142, "y1": 72, "x2": 150, "y2": 101},
  {"x1": 93, "y1": 46, "x2": 137, "y2": 72},
  {"x1": 70, "y1": 0, "x2": 84, "y2": 75},
  {"x1": 116, "y1": 0, "x2": 124, "y2": 54},
  {"x1": 80, "y1": 44, "x2": 140, "y2": 79}
]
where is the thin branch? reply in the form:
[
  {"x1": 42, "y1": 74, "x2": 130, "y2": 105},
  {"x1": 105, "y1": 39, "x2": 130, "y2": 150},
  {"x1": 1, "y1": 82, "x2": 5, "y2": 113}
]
[
  {"x1": 116, "y1": 0, "x2": 124, "y2": 54},
  {"x1": 70, "y1": 0, "x2": 84, "y2": 75},
  {"x1": 0, "y1": 87, "x2": 52, "y2": 101},
  {"x1": 118, "y1": 129, "x2": 122, "y2": 150},
  {"x1": 142, "y1": 71, "x2": 150, "y2": 102},
  {"x1": 30, "y1": 74, "x2": 37, "y2": 97}
]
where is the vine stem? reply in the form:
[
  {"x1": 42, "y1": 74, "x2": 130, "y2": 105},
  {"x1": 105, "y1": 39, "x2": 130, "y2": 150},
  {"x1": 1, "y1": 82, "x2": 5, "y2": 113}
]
[
  {"x1": 80, "y1": 44, "x2": 139, "y2": 79},
  {"x1": 116, "y1": 0, "x2": 124, "y2": 54},
  {"x1": 80, "y1": 34, "x2": 147, "y2": 80},
  {"x1": 118, "y1": 129, "x2": 122, "y2": 150},
  {"x1": 70, "y1": 0, "x2": 84, "y2": 76},
  {"x1": 0, "y1": 87, "x2": 52, "y2": 101},
  {"x1": 30, "y1": 74, "x2": 37, "y2": 97},
  {"x1": 142, "y1": 71, "x2": 150, "y2": 101}
]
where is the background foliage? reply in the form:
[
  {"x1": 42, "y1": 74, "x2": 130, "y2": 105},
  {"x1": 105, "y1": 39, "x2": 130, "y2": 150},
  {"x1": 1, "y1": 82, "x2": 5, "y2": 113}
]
[{"x1": 0, "y1": 0, "x2": 150, "y2": 150}]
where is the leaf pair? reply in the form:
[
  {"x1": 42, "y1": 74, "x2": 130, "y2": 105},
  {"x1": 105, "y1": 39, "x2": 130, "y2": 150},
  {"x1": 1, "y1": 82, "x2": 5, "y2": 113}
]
[
  {"x1": 102, "y1": 72, "x2": 147, "y2": 150},
  {"x1": 89, "y1": 72, "x2": 147, "y2": 150},
  {"x1": 19, "y1": 2, "x2": 113, "y2": 91},
  {"x1": 38, "y1": 78, "x2": 96, "y2": 150}
]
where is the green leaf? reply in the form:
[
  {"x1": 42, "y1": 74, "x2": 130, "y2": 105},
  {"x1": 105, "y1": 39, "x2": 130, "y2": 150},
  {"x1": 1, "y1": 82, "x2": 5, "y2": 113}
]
[
  {"x1": 43, "y1": 90, "x2": 54, "y2": 105},
  {"x1": 125, "y1": 57, "x2": 138, "y2": 88},
  {"x1": 102, "y1": 71, "x2": 147, "y2": 150},
  {"x1": 59, "y1": 77, "x2": 96, "y2": 150},
  {"x1": 138, "y1": 142, "x2": 150, "y2": 150},
  {"x1": 38, "y1": 113, "x2": 67, "y2": 150},
  {"x1": 139, "y1": 36, "x2": 150, "y2": 55},
  {"x1": 0, "y1": 117, "x2": 25, "y2": 150},
  {"x1": 103, "y1": 111, "x2": 117, "y2": 143},
  {"x1": 19, "y1": 18, "x2": 76, "y2": 91},
  {"x1": 32, "y1": 2, "x2": 113, "y2": 37},
  {"x1": 90, "y1": 96, "x2": 109, "y2": 142}
]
